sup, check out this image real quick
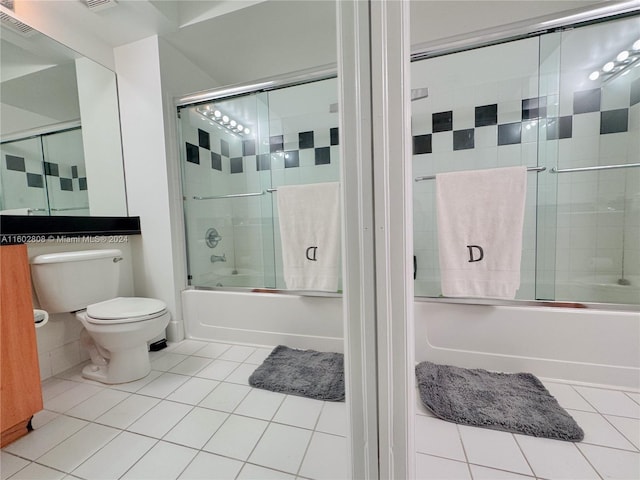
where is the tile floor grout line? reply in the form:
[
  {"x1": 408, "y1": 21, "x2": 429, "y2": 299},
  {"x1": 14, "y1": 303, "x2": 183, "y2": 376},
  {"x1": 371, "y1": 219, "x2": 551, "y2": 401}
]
[
  {"x1": 624, "y1": 392, "x2": 640, "y2": 406},
  {"x1": 10, "y1": 340, "x2": 640, "y2": 480},
  {"x1": 572, "y1": 440, "x2": 605, "y2": 480},
  {"x1": 570, "y1": 384, "x2": 640, "y2": 422},
  {"x1": 4, "y1": 416, "x2": 90, "y2": 466},
  {"x1": 512, "y1": 431, "x2": 538, "y2": 478},
  {"x1": 70, "y1": 427, "x2": 158, "y2": 480},
  {"x1": 293, "y1": 401, "x2": 325, "y2": 479},
  {"x1": 589, "y1": 409, "x2": 640, "y2": 453},
  {"x1": 599, "y1": 413, "x2": 640, "y2": 453},
  {"x1": 16, "y1": 459, "x2": 75, "y2": 479},
  {"x1": 467, "y1": 459, "x2": 539, "y2": 479},
  {"x1": 564, "y1": 406, "x2": 640, "y2": 451},
  {"x1": 114, "y1": 437, "x2": 162, "y2": 480}
]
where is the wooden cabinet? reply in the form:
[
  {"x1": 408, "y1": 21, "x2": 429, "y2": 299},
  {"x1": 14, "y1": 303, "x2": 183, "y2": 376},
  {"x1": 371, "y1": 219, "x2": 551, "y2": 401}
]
[{"x1": 1, "y1": 244, "x2": 43, "y2": 447}]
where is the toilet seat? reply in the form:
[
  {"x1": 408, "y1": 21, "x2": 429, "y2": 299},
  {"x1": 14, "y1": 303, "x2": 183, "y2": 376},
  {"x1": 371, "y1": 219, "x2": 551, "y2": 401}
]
[{"x1": 86, "y1": 297, "x2": 167, "y2": 325}]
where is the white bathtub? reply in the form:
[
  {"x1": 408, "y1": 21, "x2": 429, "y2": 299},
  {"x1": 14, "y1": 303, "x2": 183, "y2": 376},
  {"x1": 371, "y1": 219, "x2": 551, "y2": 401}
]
[
  {"x1": 415, "y1": 300, "x2": 640, "y2": 389},
  {"x1": 195, "y1": 268, "x2": 264, "y2": 288},
  {"x1": 182, "y1": 289, "x2": 344, "y2": 352},
  {"x1": 569, "y1": 274, "x2": 640, "y2": 305},
  {"x1": 181, "y1": 289, "x2": 640, "y2": 389}
]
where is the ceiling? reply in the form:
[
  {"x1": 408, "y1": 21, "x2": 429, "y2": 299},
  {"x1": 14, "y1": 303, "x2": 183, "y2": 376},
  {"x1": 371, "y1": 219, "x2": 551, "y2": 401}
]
[
  {"x1": 1, "y1": 0, "x2": 339, "y2": 86},
  {"x1": 2, "y1": 1, "x2": 637, "y2": 104}
]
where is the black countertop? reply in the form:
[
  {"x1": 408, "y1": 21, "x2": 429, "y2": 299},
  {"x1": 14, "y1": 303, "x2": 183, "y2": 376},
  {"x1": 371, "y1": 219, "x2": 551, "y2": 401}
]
[{"x1": 0, "y1": 215, "x2": 141, "y2": 245}]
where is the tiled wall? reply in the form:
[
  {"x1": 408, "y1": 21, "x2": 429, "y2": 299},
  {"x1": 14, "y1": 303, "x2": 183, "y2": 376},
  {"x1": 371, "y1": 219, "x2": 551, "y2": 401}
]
[
  {"x1": 411, "y1": 19, "x2": 639, "y2": 303},
  {"x1": 180, "y1": 78, "x2": 340, "y2": 289},
  {"x1": 411, "y1": 37, "x2": 541, "y2": 299},
  {"x1": 0, "y1": 128, "x2": 89, "y2": 215}
]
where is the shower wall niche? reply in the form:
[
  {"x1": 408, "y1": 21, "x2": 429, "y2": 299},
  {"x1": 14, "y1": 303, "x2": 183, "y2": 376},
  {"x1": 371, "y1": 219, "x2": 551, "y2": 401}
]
[
  {"x1": 179, "y1": 78, "x2": 340, "y2": 290},
  {"x1": 411, "y1": 15, "x2": 640, "y2": 305}
]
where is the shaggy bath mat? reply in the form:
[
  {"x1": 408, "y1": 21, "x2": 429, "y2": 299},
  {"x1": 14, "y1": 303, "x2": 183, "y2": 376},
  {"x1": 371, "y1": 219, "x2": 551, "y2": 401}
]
[
  {"x1": 415, "y1": 361, "x2": 584, "y2": 441},
  {"x1": 249, "y1": 345, "x2": 345, "y2": 401}
]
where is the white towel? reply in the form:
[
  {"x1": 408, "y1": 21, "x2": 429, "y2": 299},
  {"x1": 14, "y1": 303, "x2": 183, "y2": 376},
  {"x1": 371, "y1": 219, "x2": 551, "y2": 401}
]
[
  {"x1": 436, "y1": 166, "x2": 527, "y2": 299},
  {"x1": 277, "y1": 182, "x2": 340, "y2": 292}
]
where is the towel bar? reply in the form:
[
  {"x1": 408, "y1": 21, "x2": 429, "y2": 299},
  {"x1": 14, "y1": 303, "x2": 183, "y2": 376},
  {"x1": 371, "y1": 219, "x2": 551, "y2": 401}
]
[
  {"x1": 193, "y1": 191, "x2": 266, "y2": 200},
  {"x1": 414, "y1": 166, "x2": 546, "y2": 182},
  {"x1": 550, "y1": 163, "x2": 640, "y2": 174},
  {"x1": 194, "y1": 189, "x2": 279, "y2": 200},
  {"x1": 50, "y1": 206, "x2": 89, "y2": 211}
]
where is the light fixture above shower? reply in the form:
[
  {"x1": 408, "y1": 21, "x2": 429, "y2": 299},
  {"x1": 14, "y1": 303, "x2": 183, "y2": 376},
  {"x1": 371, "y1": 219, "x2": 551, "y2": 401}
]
[
  {"x1": 588, "y1": 38, "x2": 640, "y2": 84},
  {"x1": 196, "y1": 106, "x2": 251, "y2": 136}
]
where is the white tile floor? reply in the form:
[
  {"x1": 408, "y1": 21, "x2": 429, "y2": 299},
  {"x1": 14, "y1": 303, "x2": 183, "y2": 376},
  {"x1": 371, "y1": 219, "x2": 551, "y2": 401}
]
[
  {"x1": 415, "y1": 379, "x2": 640, "y2": 480},
  {"x1": 2, "y1": 339, "x2": 639, "y2": 480},
  {"x1": 1, "y1": 340, "x2": 348, "y2": 480}
]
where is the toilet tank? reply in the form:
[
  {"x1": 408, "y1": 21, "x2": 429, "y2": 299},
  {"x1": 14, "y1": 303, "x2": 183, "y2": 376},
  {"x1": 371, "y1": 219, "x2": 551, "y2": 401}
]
[{"x1": 30, "y1": 249, "x2": 123, "y2": 313}]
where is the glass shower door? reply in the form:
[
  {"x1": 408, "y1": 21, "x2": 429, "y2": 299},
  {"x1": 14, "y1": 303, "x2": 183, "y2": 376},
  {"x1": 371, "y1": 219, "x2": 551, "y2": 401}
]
[
  {"x1": 0, "y1": 136, "x2": 48, "y2": 215},
  {"x1": 410, "y1": 14, "x2": 640, "y2": 306},
  {"x1": 41, "y1": 128, "x2": 89, "y2": 216},
  {"x1": 179, "y1": 77, "x2": 341, "y2": 291},
  {"x1": 179, "y1": 92, "x2": 274, "y2": 289},
  {"x1": 542, "y1": 16, "x2": 640, "y2": 305}
]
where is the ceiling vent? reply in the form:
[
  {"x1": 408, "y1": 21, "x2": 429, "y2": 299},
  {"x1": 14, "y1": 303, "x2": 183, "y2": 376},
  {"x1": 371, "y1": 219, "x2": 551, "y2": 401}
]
[
  {"x1": 0, "y1": 11, "x2": 37, "y2": 37},
  {"x1": 83, "y1": 0, "x2": 118, "y2": 12},
  {"x1": 0, "y1": 0, "x2": 15, "y2": 11}
]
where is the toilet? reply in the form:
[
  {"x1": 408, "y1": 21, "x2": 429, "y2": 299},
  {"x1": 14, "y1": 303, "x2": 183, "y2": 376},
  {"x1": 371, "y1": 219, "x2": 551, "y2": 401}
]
[{"x1": 30, "y1": 249, "x2": 170, "y2": 384}]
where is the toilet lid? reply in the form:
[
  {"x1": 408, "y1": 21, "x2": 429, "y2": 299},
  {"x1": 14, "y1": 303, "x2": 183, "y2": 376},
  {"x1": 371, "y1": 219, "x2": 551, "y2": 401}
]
[{"x1": 87, "y1": 297, "x2": 166, "y2": 320}]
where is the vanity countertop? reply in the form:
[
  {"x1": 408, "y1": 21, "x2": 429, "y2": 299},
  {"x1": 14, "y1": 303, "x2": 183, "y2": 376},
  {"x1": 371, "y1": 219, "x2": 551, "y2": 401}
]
[{"x1": 0, "y1": 215, "x2": 141, "y2": 245}]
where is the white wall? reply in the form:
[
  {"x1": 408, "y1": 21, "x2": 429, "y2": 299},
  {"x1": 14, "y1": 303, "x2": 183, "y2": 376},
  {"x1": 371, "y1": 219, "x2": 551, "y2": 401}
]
[
  {"x1": 114, "y1": 36, "x2": 181, "y2": 339},
  {"x1": 113, "y1": 35, "x2": 218, "y2": 341},
  {"x1": 75, "y1": 57, "x2": 128, "y2": 216},
  {"x1": 157, "y1": 36, "x2": 221, "y2": 312}
]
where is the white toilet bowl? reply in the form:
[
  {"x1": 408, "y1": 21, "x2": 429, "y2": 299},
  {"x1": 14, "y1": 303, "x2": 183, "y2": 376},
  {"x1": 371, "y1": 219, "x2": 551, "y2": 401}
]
[{"x1": 76, "y1": 297, "x2": 170, "y2": 384}]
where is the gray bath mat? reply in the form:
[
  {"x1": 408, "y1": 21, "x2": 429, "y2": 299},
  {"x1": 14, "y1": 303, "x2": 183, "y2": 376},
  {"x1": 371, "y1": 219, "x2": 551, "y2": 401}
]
[
  {"x1": 415, "y1": 361, "x2": 584, "y2": 441},
  {"x1": 249, "y1": 345, "x2": 345, "y2": 401}
]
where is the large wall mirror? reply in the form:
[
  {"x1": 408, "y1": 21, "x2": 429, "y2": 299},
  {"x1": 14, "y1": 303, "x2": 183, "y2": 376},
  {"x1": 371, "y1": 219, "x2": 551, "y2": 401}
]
[{"x1": 0, "y1": 15, "x2": 128, "y2": 216}]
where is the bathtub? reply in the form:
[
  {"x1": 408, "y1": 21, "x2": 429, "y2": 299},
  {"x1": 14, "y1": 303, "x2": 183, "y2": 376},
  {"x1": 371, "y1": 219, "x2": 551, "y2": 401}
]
[
  {"x1": 181, "y1": 289, "x2": 639, "y2": 390},
  {"x1": 569, "y1": 274, "x2": 640, "y2": 305},
  {"x1": 415, "y1": 300, "x2": 640, "y2": 389},
  {"x1": 182, "y1": 289, "x2": 344, "y2": 352},
  {"x1": 197, "y1": 268, "x2": 265, "y2": 288}
]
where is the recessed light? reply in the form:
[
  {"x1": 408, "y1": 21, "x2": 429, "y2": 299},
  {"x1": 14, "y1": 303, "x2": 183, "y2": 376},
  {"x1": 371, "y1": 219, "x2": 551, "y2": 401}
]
[{"x1": 617, "y1": 50, "x2": 629, "y2": 62}]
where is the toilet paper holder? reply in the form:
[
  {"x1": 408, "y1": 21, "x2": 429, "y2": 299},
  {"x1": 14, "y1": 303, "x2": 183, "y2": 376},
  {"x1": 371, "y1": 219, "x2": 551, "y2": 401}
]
[{"x1": 34, "y1": 309, "x2": 48, "y2": 328}]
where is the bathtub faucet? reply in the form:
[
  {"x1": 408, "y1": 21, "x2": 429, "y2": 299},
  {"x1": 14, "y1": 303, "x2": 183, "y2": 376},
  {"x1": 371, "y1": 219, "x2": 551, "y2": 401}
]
[{"x1": 210, "y1": 253, "x2": 226, "y2": 263}]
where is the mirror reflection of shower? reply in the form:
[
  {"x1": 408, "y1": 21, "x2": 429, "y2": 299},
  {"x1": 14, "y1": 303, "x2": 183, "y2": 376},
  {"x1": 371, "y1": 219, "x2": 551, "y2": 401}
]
[{"x1": 410, "y1": 15, "x2": 640, "y2": 306}]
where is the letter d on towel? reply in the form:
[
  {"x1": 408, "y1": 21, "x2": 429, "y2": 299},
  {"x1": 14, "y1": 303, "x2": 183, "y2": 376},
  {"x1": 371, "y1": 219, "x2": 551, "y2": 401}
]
[
  {"x1": 467, "y1": 245, "x2": 484, "y2": 262},
  {"x1": 306, "y1": 246, "x2": 318, "y2": 261}
]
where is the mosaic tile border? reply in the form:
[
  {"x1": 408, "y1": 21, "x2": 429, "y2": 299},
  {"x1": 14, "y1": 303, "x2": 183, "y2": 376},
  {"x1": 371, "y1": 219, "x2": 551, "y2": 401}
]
[
  {"x1": 412, "y1": 87, "x2": 637, "y2": 155},
  {"x1": 185, "y1": 127, "x2": 339, "y2": 174},
  {"x1": 3, "y1": 154, "x2": 87, "y2": 191}
]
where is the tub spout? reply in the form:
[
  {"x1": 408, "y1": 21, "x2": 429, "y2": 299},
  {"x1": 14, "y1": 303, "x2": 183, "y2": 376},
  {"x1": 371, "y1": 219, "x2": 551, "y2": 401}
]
[{"x1": 210, "y1": 253, "x2": 226, "y2": 263}]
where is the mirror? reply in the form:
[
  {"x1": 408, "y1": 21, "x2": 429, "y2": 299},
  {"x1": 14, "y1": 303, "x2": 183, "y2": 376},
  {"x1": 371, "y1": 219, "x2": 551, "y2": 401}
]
[{"x1": 0, "y1": 17, "x2": 128, "y2": 216}]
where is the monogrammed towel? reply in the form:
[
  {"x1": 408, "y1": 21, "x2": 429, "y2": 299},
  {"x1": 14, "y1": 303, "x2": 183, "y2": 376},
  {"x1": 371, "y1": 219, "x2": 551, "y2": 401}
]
[
  {"x1": 436, "y1": 166, "x2": 526, "y2": 299},
  {"x1": 277, "y1": 182, "x2": 340, "y2": 291}
]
